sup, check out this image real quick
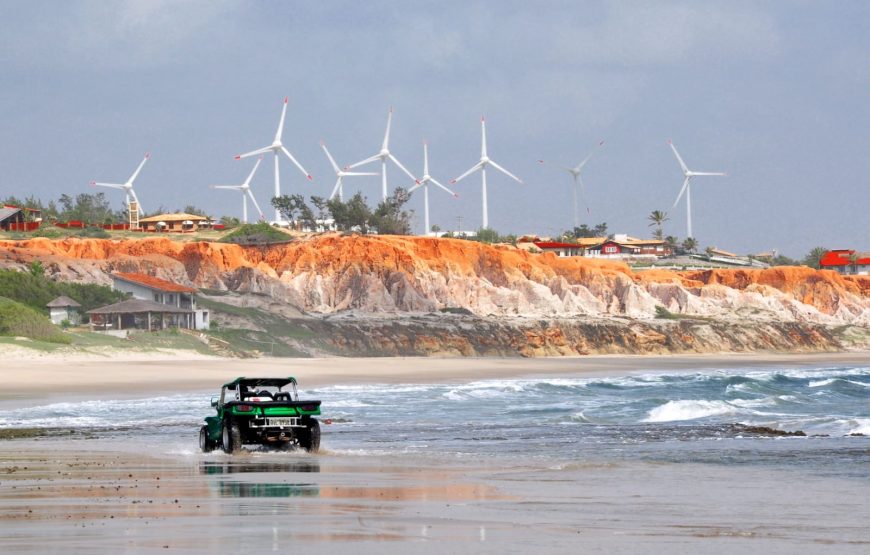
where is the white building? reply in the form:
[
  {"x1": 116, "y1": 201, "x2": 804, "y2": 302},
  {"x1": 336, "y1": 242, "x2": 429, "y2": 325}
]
[
  {"x1": 46, "y1": 296, "x2": 81, "y2": 325},
  {"x1": 111, "y1": 272, "x2": 209, "y2": 330}
]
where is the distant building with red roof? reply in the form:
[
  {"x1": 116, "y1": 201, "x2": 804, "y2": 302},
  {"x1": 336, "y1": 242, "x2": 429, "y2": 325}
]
[{"x1": 819, "y1": 250, "x2": 870, "y2": 276}]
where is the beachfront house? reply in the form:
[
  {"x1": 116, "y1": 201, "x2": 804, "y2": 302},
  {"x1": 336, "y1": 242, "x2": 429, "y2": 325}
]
[
  {"x1": 110, "y1": 272, "x2": 209, "y2": 330},
  {"x1": 86, "y1": 299, "x2": 198, "y2": 333},
  {"x1": 46, "y1": 296, "x2": 81, "y2": 325}
]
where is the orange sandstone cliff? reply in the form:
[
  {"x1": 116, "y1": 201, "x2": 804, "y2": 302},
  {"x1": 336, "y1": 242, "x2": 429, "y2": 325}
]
[{"x1": 0, "y1": 236, "x2": 868, "y2": 356}]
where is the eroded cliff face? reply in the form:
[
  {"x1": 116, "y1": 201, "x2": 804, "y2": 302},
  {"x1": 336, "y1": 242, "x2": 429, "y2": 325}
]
[{"x1": 1, "y1": 236, "x2": 867, "y2": 328}]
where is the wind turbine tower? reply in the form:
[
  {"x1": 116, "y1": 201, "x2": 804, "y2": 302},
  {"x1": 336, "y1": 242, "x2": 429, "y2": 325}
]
[
  {"x1": 451, "y1": 117, "x2": 523, "y2": 230},
  {"x1": 347, "y1": 107, "x2": 418, "y2": 201},
  {"x1": 235, "y1": 97, "x2": 313, "y2": 224},
  {"x1": 90, "y1": 152, "x2": 150, "y2": 230},
  {"x1": 210, "y1": 156, "x2": 265, "y2": 223},
  {"x1": 540, "y1": 140, "x2": 605, "y2": 228},
  {"x1": 320, "y1": 142, "x2": 378, "y2": 201},
  {"x1": 408, "y1": 141, "x2": 458, "y2": 235},
  {"x1": 668, "y1": 140, "x2": 727, "y2": 238}
]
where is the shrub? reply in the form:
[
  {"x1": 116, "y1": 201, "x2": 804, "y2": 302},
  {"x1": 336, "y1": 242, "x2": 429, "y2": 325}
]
[
  {"x1": 0, "y1": 297, "x2": 70, "y2": 343},
  {"x1": 219, "y1": 222, "x2": 290, "y2": 245}
]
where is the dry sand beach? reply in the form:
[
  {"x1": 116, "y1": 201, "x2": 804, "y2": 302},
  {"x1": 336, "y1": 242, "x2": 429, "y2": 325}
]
[{"x1": 1, "y1": 353, "x2": 869, "y2": 553}]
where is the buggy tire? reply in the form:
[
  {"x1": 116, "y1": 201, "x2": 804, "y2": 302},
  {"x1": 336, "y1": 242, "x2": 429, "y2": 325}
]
[
  {"x1": 199, "y1": 425, "x2": 215, "y2": 453},
  {"x1": 222, "y1": 421, "x2": 242, "y2": 454},
  {"x1": 299, "y1": 419, "x2": 320, "y2": 453}
]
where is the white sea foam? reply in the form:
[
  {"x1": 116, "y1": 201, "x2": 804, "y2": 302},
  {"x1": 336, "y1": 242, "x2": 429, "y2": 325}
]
[
  {"x1": 847, "y1": 419, "x2": 870, "y2": 436},
  {"x1": 643, "y1": 400, "x2": 741, "y2": 422},
  {"x1": 808, "y1": 378, "x2": 838, "y2": 388}
]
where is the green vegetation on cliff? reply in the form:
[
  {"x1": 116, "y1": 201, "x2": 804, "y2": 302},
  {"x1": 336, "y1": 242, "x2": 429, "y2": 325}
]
[
  {"x1": 0, "y1": 265, "x2": 126, "y2": 315},
  {"x1": 219, "y1": 222, "x2": 291, "y2": 245}
]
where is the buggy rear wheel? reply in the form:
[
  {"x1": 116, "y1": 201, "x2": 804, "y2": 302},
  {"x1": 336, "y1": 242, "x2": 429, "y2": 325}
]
[
  {"x1": 222, "y1": 421, "x2": 242, "y2": 454},
  {"x1": 299, "y1": 419, "x2": 320, "y2": 453},
  {"x1": 199, "y1": 425, "x2": 215, "y2": 453}
]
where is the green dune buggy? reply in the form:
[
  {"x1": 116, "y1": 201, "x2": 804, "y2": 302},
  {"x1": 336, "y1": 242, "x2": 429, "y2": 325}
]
[{"x1": 199, "y1": 377, "x2": 322, "y2": 453}]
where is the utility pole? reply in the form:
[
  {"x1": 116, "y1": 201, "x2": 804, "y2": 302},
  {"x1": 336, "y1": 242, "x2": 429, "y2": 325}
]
[{"x1": 456, "y1": 215, "x2": 463, "y2": 235}]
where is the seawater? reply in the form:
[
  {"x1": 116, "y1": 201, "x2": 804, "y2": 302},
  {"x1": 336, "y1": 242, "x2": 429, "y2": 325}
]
[{"x1": 3, "y1": 365, "x2": 868, "y2": 478}]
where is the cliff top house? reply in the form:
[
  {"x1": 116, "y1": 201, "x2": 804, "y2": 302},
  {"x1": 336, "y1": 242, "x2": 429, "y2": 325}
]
[
  {"x1": 820, "y1": 249, "x2": 870, "y2": 276},
  {"x1": 138, "y1": 213, "x2": 209, "y2": 233}
]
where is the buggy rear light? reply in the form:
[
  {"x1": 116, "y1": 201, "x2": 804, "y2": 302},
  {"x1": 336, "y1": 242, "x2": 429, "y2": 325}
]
[
  {"x1": 300, "y1": 404, "x2": 317, "y2": 411},
  {"x1": 236, "y1": 404, "x2": 254, "y2": 412}
]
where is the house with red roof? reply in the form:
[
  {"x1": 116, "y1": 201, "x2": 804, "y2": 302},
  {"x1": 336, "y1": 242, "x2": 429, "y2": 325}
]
[
  {"x1": 819, "y1": 250, "x2": 870, "y2": 276},
  {"x1": 110, "y1": 272, "x2": 210, "y2": 329}
]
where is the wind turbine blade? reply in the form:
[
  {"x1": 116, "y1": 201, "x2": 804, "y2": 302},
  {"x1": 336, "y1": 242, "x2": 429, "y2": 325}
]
[
  {"x1": 275, "y1": 96, "x2": 288, "y2": 142},
  {"x1": 423, "y1": 141, "x2": 429, "y2": 176},
  {"x1": 450, "y1": 162, "x2": 484, "y2": 184},
  {"x1": 320, "y1": 142, "x2": 341, "y2": 173},
  {"x1": 672, "y1": 176, "x2": 690, "y2": 208},
  {"x1": 211, "y1": 185, "x2": 244, "y2": 190},
  {"x1": 280, "y1": 146, "x2": 312, "y2": 180},
  {"x1": 429, "y1": 177, "x2": 459, "y2": 197},
  {"x1": 480, "y1": 116, "x2": 487, "y2": 158},
  {"x1": 90, "y1": 182, "x2": 126, "y2": 189},
  {"x1": 407, "y1": 182, "x2": 424, "y2": 194},
  {"x1": 668, "y1": 140, "x2": 689, "y2": 174},
  {"x1": 342, "y1": 171, "x2": 379, "y2": 176},
  {"x1": 235, "y1": 146, "x2": 273, "y2": 160},
  {"x1": 388, "y1": 154, "x2": 417, "y2": 182},
  {"x1": 692, "y1": 172, "x2": 727, "y2": 176},
  {"x1": 246, "y1": 188, "x2": 264, "y2": 218},
  {"x1": 348, "y1": 153, "x2": 381, "y2": 170},
  {"x1": 243, "y1": 157, "x2": 263, "y2": 186},
  {"x1": 576, "y1": 140, "x2": 604, "y2": 171},
  {"x1": 382, "y1": 107, "x2": 393, "y2": 151},
  {"x1": 488, "y1": 159, "x2": 523, "y2": 184},
  {"x1": 127, "y1": 153, "x2": 150, "y2": 184},
  {"x1": 329, "y1": 177, "x2": 343, "y2": 200}
]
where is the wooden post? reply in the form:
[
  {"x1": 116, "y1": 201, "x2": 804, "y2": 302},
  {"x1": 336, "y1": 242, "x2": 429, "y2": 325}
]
[{"x1": 147, "y1": 312, "x2": 152, "y2": 332}]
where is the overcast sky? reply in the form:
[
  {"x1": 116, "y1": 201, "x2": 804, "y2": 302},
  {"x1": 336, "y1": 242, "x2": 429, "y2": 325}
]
[{"x1": 1, "y1": 1, "x2": 868, "y2": 256}]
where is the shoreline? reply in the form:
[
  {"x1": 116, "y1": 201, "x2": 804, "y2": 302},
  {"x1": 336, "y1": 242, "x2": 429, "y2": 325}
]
[{"x1": 2, "y1": 350, "x2": 868, "y2": 405}]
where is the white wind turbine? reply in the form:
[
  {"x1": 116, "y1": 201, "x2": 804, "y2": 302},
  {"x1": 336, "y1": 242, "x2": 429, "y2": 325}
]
[
  {"x1": 451, "y1": 117, "x2": 523, "y2": 230},
  {"x1": 540, "y1": 140, "x2": 605, "y2": 228},
  {"x1": 210, "y1": 156, "x2": 265, "y2": 223},
  {"x1": 408, "y1": 141, "x2": 458, "y2": 235},
  {"x1": 235, "y1": 97, "x2": 312, "y2": 223},
  {"x1": 668, "y1": 140, "x2": 727, "y2": 239},
  {"x1": 347, "y1": 107, "x2": 418, "y2": 201},
  {"x1": 90, "y1": 152, "x2": 150, "y2": 214},
  {"x1": 320, "y1": 142, "x2": 378, "y2": 201}
]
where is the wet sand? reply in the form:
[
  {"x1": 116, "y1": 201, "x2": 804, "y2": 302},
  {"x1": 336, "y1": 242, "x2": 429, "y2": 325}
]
[{"x1": 0, "y1": 444, "x2": 867, "y2": 553}]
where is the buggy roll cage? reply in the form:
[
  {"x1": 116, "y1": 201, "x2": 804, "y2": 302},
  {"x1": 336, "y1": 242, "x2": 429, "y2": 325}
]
[{"x1": 215, "y1": 377, "x2": 299, "y2": 407}]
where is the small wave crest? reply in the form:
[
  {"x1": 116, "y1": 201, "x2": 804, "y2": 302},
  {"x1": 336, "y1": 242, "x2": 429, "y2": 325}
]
[{"x1": 644, "y1": 400, "x2": 742, "y2": 423}]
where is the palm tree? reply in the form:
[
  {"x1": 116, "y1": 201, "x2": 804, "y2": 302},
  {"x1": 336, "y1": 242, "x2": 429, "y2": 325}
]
[
  {"x1": 682, "y1": 237, "x2": 698, "y2": 254},
  {"x1": 802, "y1": 247, "x2": 829, "y2": 269},
  {"x1": 647, "y1": 210, "x2": 669, "y2": 240}
]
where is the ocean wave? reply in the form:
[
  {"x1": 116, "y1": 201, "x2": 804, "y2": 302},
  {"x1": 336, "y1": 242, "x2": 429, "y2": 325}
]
[{"x1": 643, "y1": 400, "x2": 745, "y2": 423}]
